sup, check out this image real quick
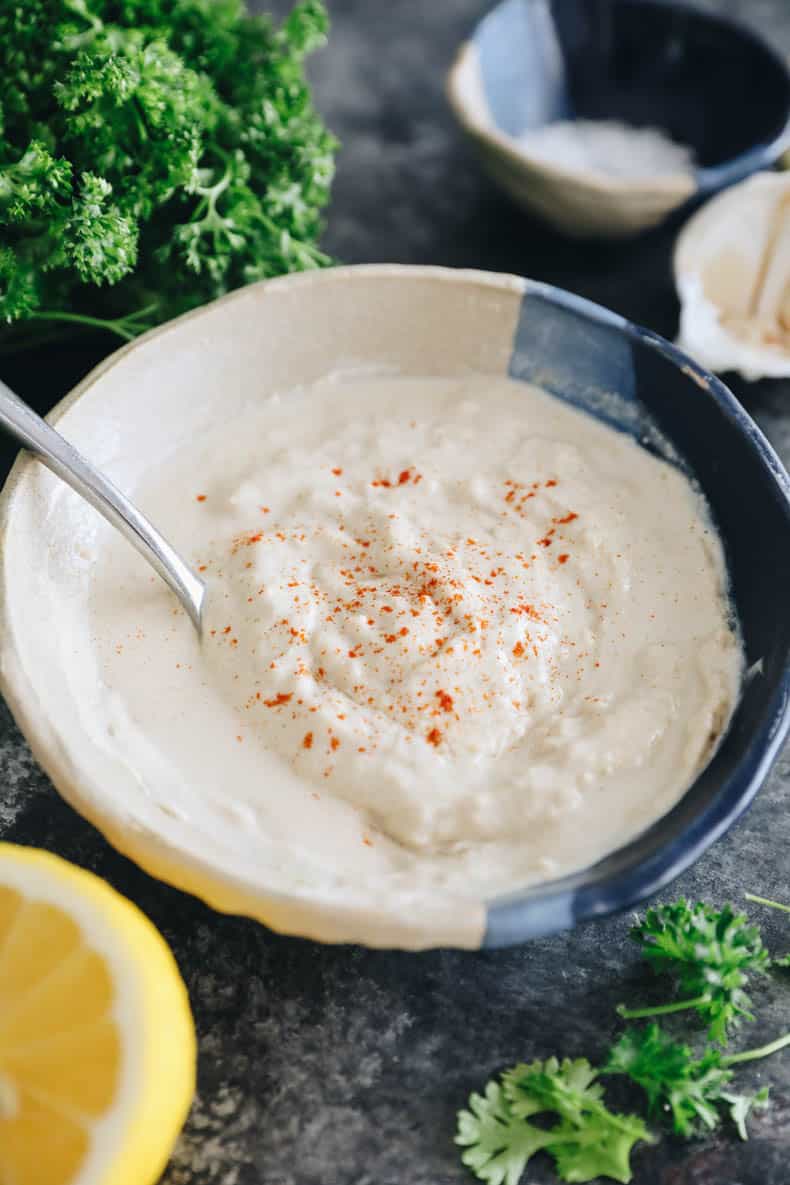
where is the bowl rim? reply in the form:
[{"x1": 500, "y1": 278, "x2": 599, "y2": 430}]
[
  {"x1": 1, "y1": 263, "x2": 789, "y2": 950},
  {"x1": 447, "y1": 0, "x2": 790, "y2": 200}
]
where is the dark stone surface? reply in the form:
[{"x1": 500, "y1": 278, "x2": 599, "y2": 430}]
[{"x1": 2, "y1": 2, "x2": 790, "y2": 1183}]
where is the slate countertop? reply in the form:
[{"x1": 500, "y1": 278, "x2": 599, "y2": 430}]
[{"x1": 3, "y1": 2, "x2": 790, "y2": 1183}]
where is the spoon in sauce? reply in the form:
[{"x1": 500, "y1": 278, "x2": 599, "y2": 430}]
[{"x1": 0, "y1": 377, "x2": 205, "y2": 631}]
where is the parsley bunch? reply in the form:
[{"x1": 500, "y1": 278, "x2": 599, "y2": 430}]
[{"x1": 0, "y1": 0, "x2": 336, "y2": 349}]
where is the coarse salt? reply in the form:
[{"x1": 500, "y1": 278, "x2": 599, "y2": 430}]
[{"x1": 516, "y1": 119, "x2": 696, "y2": 182}]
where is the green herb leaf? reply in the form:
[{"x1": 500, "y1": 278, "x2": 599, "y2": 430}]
[
  {"x1": 457, "y1": 1058, "x2": 652, "y2": 1185},
  {"x1": 506, "y1": 1058, "x2": 652, "y2": 1184},
  {"x1": 456, "y1": 1080, "x2": 553, "y2": 1185},
  {"x1": 620, "y1": 901, "x2": 770, "y2": 1043},
  {"x1": 722, "y1": 1086, "x2": 770, "y2": 1141},
  {"x1": 605, "y1": 1024, "x2": 774, "y2": 1141}
]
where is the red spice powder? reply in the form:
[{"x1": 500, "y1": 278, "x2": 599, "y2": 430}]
[
  {"x1": 510, "y1": 602, "x2": 542, "y2": 621},
  {"x1": 372, "y1": 469, "x2": 421, "y2": 488},
  {"x1": 214, "y1": 474, "x2": 579, "y2": 754}
]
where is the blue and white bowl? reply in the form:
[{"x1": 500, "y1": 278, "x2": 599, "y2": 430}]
[
  {"x1": 1, "y1": 266, "x2": 788, "y2": 948},
  {"x1": 448, "y1": 0, "x2": 790, "y2": 237}
]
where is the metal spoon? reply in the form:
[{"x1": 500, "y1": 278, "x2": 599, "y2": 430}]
[{"x1": 0, "y1": 377, "x2": 205, "y2": 631}]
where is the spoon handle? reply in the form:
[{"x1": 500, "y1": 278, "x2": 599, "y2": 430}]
[{"x1": 0, "y1": 378, "x2": 204, "y2": 630}]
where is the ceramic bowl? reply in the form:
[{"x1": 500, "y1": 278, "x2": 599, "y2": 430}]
[
  {"x1": 675, "y1": 171, "x2": 790, "y2": 381},
  {"x1": 1, "y1": 265, "x2": 789, "y2": 950},
  {"x1": 447, "y1": 0, "x2": 790, "y2": 238}
]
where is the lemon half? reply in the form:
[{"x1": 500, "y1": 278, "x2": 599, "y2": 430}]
[{"x1": 0, "y1": 842, "x2": 196, "y2": 1185}]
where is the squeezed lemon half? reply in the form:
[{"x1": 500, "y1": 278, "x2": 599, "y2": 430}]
[{"x1": 0, "y1": 842, "x2": 196, "y2": 1184}]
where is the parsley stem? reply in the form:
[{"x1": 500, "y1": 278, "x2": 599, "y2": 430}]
[
  {"x1": 745, "y1": 893, "x2": 790, "y2": 914},
  {"x1": 30, "y1": 305, "x2": 159, "y2": 342},
  {"x1": 723, "y1": 1032, "x2": 790, "y2": 1065},
  {"x1": 31, "y1": 311, "x2": 137, "y2": 341},
  {"x1": 617, "y1": 994, "x2": 709, "y2": 1020}
]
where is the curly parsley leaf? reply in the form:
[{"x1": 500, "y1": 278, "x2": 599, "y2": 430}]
[
  {"x1": 0, "y1": 0, "x2": 336, "y2": 346},
  {"x1": 506, "y1": 1058, "x2": 653, "y2": 1184},
  {"x1": 456, "y1": 1080, "x2": 554, "y2": 1185},
  {"x1": 722, "y1": 1088, "x2": 770, "y2": 1141},
  {"x1": 456, "y1": 1058, "x2": 652, "y2": 1185},
  {"x1": 604, "y1": 1024, "x2": 769, "y2": 1140},
  {"x1": 618, "y1": 900, "x2": 770, "y2": 1043}
]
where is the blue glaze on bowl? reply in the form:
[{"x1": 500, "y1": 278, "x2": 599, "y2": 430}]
[
  {"x1": 484, "y1": 282, "x2": 790, "y2": 947},
  {"x1": 474, "y1": 0, "x2": 790, "y2": 202}
]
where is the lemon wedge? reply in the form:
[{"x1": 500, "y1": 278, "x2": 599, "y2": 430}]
[{"x1": 0, "y1": 842, "x2": 196, "y2": 1185}]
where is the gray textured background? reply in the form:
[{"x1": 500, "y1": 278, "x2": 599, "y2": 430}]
[{"x1": 3, "y1": 2, "x2": 790, "y2": 1183}]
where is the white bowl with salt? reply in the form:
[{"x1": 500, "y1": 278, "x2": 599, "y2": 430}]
[
  {"x1": 447, "y1": 0, "x2": 790, "y2": 239},
  {"x1": 448, "y1": 42, "x2": 696, "y2": 238}
]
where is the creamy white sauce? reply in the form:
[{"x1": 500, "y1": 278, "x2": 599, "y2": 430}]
[{"x1": 88, "y1": 373, "x2": 741, "y2": 900}]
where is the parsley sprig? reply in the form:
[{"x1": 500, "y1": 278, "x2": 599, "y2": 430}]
[
  {"x1": 456, "y1": 1058, "x2": 652, "y2": 1185},
  {"x1": 605, "y1": 1023, "x2": 772, "y2": 1140},
  {"x1": 617, "y1": 901, "x2": 770, "y2": 1043}
]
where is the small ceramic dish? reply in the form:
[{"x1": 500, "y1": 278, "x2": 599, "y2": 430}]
[
  {"x1": 675, "y1": 171, "x2": 790, "y2": 380},
  {"x1": 448, "y1": 0, "x2": 790, "y2": 238},
  {"x1": 1, "y1": 265, "x2": 789, "y2": 950}
]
